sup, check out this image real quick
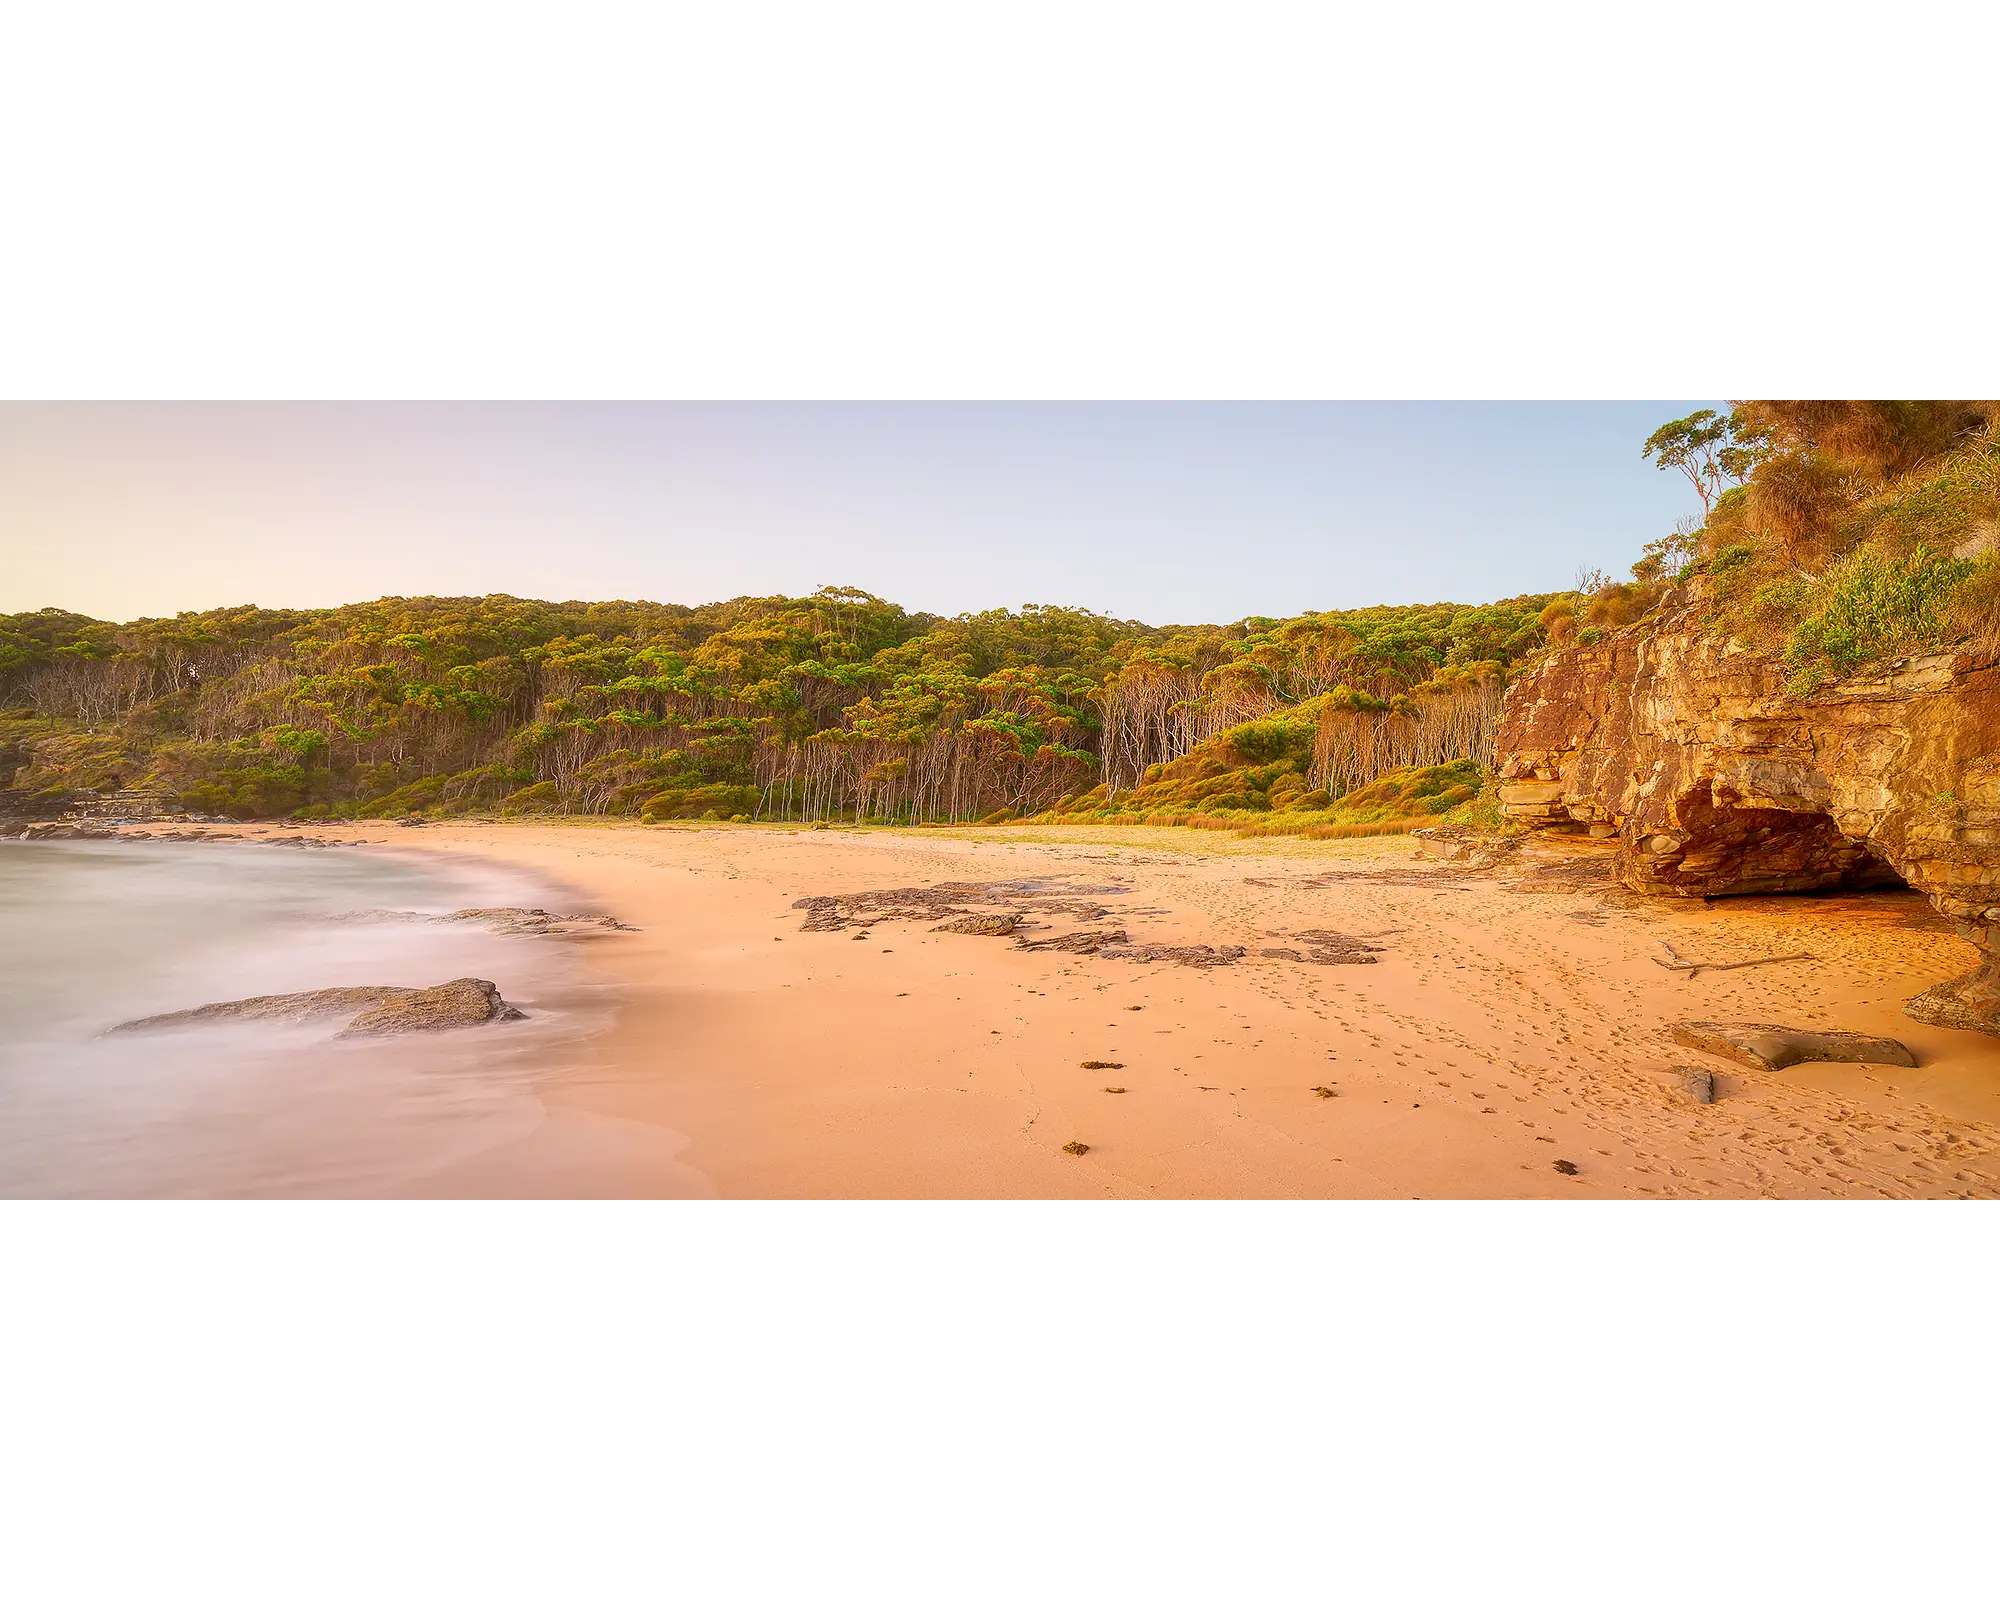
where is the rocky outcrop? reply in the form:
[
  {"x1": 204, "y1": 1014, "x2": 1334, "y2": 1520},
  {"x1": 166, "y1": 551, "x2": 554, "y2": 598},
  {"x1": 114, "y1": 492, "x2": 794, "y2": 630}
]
[
  {"x1": 110, "y1": 979, "x2": 526, "y2": 1037},
  {"x1": 1493, "y1": 585, "x2": 2000, "y2": 1035},
  {"x1": 1410, "y1": 824, "x2": 1520, "y2": 867}
]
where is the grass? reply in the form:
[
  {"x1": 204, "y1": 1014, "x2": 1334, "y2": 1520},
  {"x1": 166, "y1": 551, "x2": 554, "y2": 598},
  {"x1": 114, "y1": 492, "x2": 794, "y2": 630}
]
[
  {"x1": 1778, "y1": 541, "x2": 1977, "y2": 693},
  {"x1": 1027, "y1": 751, "x2": 1492, "y2": 840}
]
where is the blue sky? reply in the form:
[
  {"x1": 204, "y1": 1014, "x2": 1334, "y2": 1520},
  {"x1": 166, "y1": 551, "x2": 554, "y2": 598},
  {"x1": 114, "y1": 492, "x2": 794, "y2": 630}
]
[{"x1": 1, "y1": 402, "x2": 1716, "y2": 623}]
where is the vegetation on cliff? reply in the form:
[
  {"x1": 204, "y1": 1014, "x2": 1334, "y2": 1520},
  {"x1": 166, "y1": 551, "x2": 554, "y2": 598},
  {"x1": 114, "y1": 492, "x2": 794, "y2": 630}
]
[
  {"x1": 1625, "y1": 402, "x2": 2000, "y2": 692},
  {"x1": 0, "y1": 588, "x2": 1562, "y2": 825}
]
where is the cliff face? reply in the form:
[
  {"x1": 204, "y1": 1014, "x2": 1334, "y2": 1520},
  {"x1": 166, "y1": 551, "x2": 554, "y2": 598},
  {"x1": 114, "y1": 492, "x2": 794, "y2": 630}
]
[{"x1": 1492, "y1": 587, "x2": 2000, "y2": 1035}]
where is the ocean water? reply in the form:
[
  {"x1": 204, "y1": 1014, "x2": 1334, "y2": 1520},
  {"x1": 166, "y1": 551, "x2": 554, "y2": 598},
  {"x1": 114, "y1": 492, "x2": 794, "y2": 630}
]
[{"x1": 0, "y1": 838, "x2": 623, "y2": 1197}]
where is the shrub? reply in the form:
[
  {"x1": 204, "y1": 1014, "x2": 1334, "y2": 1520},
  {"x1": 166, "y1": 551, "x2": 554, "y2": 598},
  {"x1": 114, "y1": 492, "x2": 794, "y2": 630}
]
[
  {"x1": 1948, "y1": 552, "x2": 2000, "y2": 648},
  {"x1": 639, "y1": 783, "x2": 760, "y2": 822},
  {"x1": 1781, "y1": 542, "x2": 1975, "y2": 692},
  {"x1": 501, "y1": 780, "x2": 561, "y2": 815}
]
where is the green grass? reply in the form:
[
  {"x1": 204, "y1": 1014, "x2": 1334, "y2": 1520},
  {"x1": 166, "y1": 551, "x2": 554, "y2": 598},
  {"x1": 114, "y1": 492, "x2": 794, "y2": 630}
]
[{"x1": 1780, "y1": 542, "x2": 1976, "y2": 693}]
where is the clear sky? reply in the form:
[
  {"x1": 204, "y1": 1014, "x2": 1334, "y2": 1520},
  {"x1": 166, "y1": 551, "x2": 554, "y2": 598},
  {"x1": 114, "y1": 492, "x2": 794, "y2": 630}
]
[{"x1": 0, "y1": 402, "x2": 1715, "y2": 624}]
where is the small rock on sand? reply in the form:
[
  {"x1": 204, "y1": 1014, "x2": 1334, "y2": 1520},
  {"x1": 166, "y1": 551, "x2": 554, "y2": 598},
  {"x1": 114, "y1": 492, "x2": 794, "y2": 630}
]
[
  {"x1": 1670, "y1": 1021, "x2": 1917, "y2": 1071},
  {"x1": 1684, "y1": 1066, "x2": 1716, "y2": 1104},
  {"x1": 939, "y1": 912, "x2": 1022, "y2": 935}
]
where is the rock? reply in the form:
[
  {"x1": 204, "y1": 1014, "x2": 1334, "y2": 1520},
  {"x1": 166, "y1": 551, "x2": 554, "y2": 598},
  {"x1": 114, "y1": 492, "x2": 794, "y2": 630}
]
[
  {"x1": 1411, "y1": 825, "x2": 1519, "y2": 866},
  {"x1": 1669, "y1": 1021, "x2": 1918, "y2": 1071},
  {"x1": 1078, "y1": 1060, "x2": 1124, "y2": 1070},
  {"x1": 1904, "y1": 958, "x2": 2000, "y2": 1033},
  {"x1": 1497, "y1": 779, "x2": 1566, "y2": 822},
  {"x1": 441, "y1": 906, "x2": 632, "y2": 935},
  {"x1": 329, "y1": 906, "x2": 634, "y2": 935},
  {"x1": 1097, "y1": 941, "x2": 1246, "y2": 967},
  {"x1": 111, "y1": 986, "x2": 419, "y2": 1032},
  {"x1": 1062, "y1": 1141, "x2": 1090, "y2": 1156},
  {"x1": 1683, "y1": 1066, "x2": 1716, "y2": 1104},
  {"x1": 939, "y1": 911, "x2": 1023, "y2": 935},
  {"x1": 1018, "y1": 928, "x2": 1131, "y2": 954},
  {"x1": 1493, "y1": 586, "x2": 2000, "y2": 1034},
  {"x1": 1552, "y1": 1159, "x2": 1580, "y2": 1175},
  {"x1": 110, "y1": 978, "x2": 525, "y2": 1037},
  {"x1": 1288, "y1": 928, "x2": 1386, "y2": 964},
  {"x1": 337, "y1": 979, "x2": 527, "y2": 1036},
  {"x1": 18, "y1": 822, "x2": 120, "y2": 841}
]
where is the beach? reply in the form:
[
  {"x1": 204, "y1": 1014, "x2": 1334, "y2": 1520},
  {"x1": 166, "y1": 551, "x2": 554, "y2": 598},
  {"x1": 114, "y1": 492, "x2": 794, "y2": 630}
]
[{"x1": 180, "y1": 817, "x2": 2000, "y2": 1199}]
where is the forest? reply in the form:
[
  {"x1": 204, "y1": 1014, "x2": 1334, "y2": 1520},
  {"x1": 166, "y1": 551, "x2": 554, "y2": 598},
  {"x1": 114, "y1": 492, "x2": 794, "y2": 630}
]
[
  {"x1": 0, "y1": 586, "x2": 1560, "y2": 828},
  {"x1": 14, "y1": 402, "x2": 1987, "y2": 830}
]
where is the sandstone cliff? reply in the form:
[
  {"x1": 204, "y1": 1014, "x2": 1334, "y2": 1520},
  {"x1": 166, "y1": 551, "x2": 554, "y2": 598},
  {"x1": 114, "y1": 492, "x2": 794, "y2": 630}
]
[{"x1": 1492, "y1": 584, "x2": 2000, "y2": 1035}]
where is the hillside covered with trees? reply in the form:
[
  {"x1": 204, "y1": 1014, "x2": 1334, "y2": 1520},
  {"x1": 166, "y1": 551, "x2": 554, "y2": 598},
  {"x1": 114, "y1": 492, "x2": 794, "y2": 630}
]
[
  {"x1": 0, "y1": 586, "x2": 1561, "y2": 827},
  {"x1": 11, "y1": 403, "x2": 1989, "y2": 832},
  {"x1": 1607, "y1": 401, "x2": 2000, "y2": 686}
]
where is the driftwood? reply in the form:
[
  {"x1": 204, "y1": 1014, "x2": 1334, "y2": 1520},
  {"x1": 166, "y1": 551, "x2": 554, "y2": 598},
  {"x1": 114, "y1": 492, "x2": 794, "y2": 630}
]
[
  {"x1": 1652, "y1": 941, "x2": 1815, "y2": 979},
  {"x1": 1671, "y1": 1021, "x2": 1917, "y2": 1071}
]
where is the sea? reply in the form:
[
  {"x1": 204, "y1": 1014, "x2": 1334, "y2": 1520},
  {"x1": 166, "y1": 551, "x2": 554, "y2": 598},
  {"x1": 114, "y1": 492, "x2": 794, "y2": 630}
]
[{"x1": 0, "y1": 837, "x2": 629, "y2": 1197}]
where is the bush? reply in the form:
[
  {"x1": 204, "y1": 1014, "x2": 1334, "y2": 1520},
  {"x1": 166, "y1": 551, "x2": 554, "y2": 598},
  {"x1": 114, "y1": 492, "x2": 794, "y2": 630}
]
[
  {"x1": 175, "y1": 766, "x2": 324, "y2": 819},
  {"x1": 1782, "y1": 542, "x2": 1975, "y2": 692},
  {"x1": 639, "y1": 783, "x2": 760, "y2": 822},
  {"x1": 501, "y1": 781, "x2": 561, "y2": 815},
  {"x1": 1948, "y1": 552, "x2": 2000, "y2": 647}
]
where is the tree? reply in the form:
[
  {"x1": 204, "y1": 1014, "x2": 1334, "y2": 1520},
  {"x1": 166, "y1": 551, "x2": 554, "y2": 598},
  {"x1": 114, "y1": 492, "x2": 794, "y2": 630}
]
[{"x1": 1642, "y1": 409, "x2": 1734, "y2": 513}]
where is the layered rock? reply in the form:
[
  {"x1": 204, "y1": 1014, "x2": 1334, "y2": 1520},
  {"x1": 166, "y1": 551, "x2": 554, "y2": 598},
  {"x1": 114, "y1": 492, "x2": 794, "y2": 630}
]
[
  {"x1": 111, "y1": 978, "x2": 527, "y2": 1037},
  {"x1": 336, "y1": 978, "x2": 527, "y2": 1036},
  {"x1": 1493, "y1": 585, "x2": 2000, "y2": 1035}
]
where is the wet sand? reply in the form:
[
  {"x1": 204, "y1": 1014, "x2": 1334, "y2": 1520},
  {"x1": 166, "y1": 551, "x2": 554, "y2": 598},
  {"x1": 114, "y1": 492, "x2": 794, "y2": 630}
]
[{"x1": 207, "y1": 818, "x2": 2000, "y2": 1197}]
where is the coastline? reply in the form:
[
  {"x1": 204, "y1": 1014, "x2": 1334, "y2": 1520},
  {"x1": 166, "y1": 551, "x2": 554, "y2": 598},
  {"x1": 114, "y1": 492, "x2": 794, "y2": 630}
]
[{"x1": 171, "y1": 815, "x2": 2000, "y2": 1199}]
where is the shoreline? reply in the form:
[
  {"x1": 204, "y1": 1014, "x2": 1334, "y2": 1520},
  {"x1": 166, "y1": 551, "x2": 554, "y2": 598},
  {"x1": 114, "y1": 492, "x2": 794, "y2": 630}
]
[{"x1": 156, "y1": 815, "x2": 2000, "y2": 1198}]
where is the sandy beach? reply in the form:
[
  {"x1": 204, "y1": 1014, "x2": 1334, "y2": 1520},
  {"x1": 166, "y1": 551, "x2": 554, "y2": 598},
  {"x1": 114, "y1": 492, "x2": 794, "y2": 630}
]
[{"x1": 176, "y1": 817, "x2": 1997, "y2": 1199}]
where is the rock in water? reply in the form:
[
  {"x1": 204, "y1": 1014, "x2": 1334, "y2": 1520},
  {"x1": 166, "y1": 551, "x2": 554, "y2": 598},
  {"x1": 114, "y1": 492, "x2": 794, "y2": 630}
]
[
  {"x1": 1670, "y1": 1021, "x2": 1917, "y2": 1072},
  {"x1": 111, "y1": 987, "x2": 418, "y2": 1032},
  {"x1": 337, "y1": 979, "x2": 527, "y2": 1037},
  {"x1": 110, "y1": 979, "x2": 525, "y2": 1036}
]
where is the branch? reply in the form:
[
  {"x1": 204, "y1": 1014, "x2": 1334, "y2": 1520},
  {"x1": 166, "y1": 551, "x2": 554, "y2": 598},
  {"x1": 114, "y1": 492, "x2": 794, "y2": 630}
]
[{"x1": 1653, "y1": 941, "x2": 1816, "y2": 978}]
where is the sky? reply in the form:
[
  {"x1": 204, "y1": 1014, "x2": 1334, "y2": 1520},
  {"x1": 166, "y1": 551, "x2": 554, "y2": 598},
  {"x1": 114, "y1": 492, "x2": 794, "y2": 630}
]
[{"x1": 0, "y1": 402, "x2": 1715, "y2": 625}]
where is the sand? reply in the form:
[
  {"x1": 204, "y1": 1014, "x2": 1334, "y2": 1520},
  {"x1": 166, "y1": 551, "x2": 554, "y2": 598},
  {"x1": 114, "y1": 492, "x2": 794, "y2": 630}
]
[{"x1": 208, "y1": 818, "x2": 2000, "y2": 1198}]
